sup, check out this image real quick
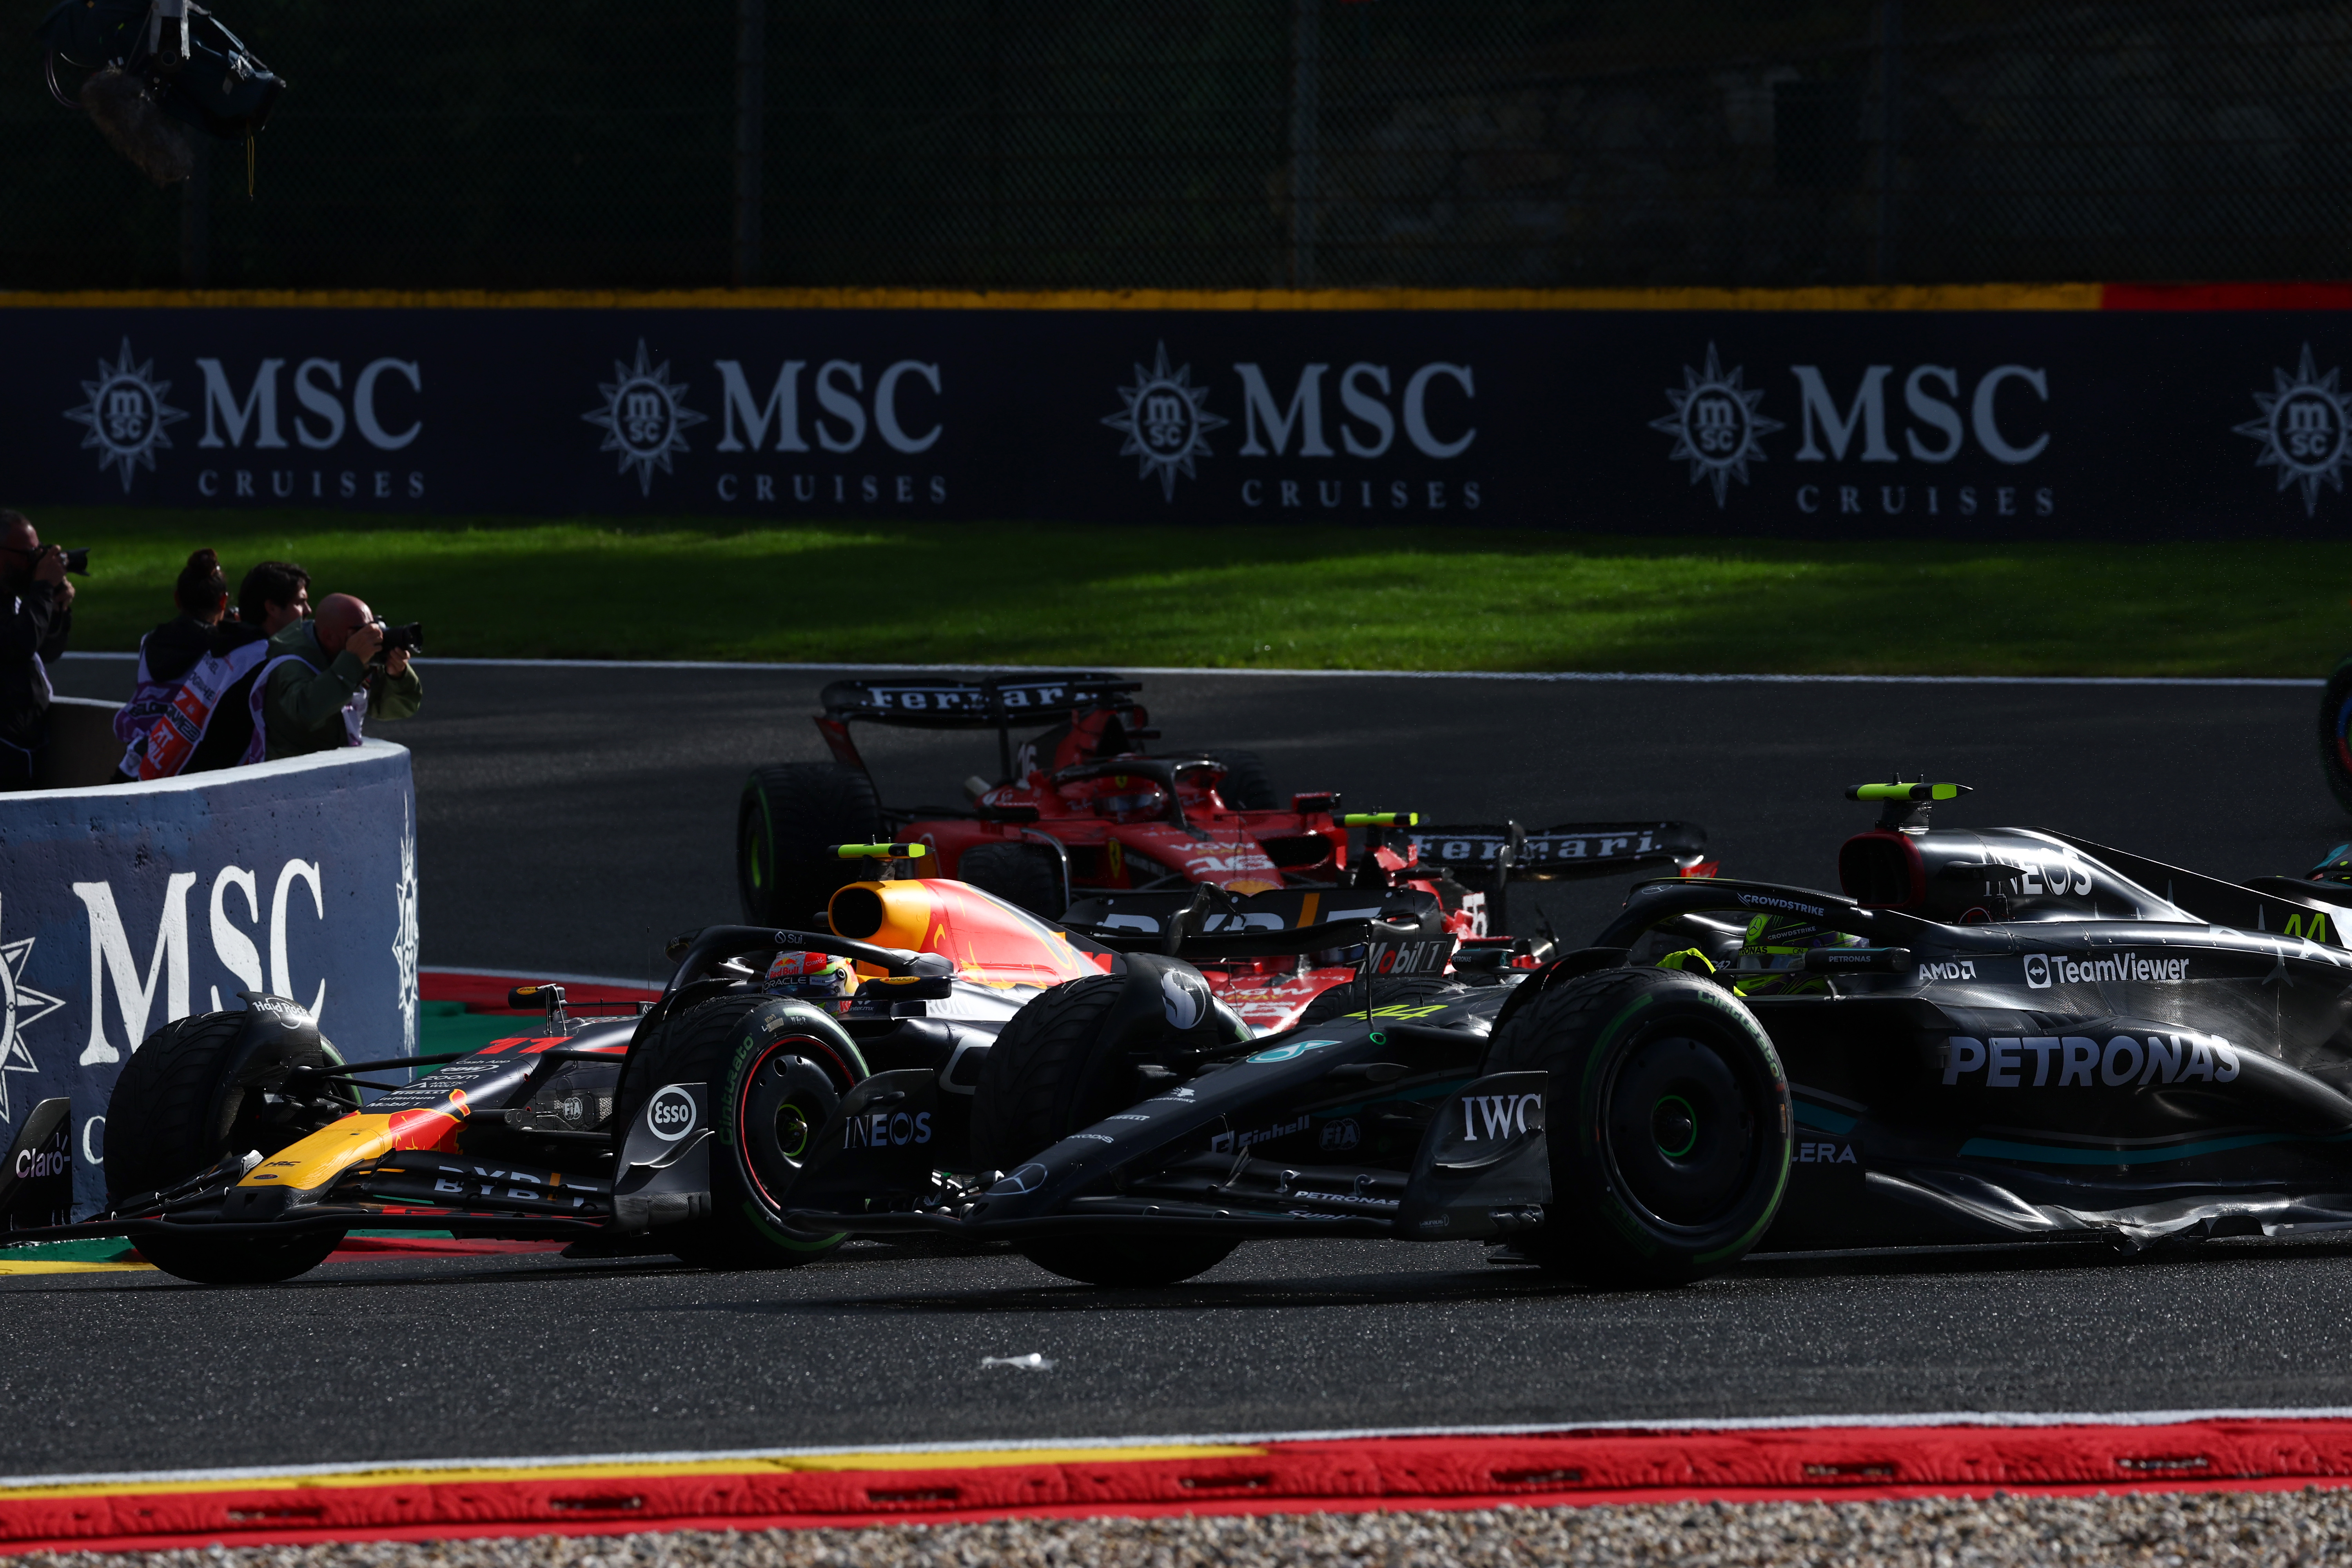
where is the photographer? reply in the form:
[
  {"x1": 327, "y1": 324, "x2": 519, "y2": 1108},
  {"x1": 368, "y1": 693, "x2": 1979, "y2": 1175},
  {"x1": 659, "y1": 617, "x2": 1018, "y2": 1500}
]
[
  {"x1": 113, "y1": 548, "x2": 229, "y2": 774},
  {"x1": 0, "y1": 510, "x2": 76, "y2": 789},
  {"x1": 261, "y1": 592, "x2": 421, "y2": 761},
  {"x1": 122, "y1": 560, "x2": 312, "y2": 780}
]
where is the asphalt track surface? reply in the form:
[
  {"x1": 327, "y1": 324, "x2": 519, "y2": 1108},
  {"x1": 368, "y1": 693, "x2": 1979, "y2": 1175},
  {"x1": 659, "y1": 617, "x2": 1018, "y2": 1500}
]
[{"x1": 20, "y1": 659, "x2": 2352, "y2": 1478}]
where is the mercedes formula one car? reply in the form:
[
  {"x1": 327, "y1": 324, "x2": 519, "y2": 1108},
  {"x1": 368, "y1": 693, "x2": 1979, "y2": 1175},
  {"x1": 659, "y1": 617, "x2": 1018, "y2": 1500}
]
[
  {"x1": 759, "y1": 781, "x2": 2352, "y2": 1287},
  {"x1": 735, "y1": 671, "x2": 1711, "y2": 929}
]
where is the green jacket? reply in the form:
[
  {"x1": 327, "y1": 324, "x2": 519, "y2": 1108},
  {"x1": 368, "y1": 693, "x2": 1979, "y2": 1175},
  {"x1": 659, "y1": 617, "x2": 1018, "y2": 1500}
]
[{"x1": 262, "y1": 622, "x2": 423, "y2": 761}]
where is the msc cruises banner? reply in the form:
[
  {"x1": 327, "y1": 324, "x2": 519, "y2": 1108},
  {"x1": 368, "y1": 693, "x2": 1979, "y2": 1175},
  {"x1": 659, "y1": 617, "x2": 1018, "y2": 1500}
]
[
  {"x1": 0, "y1": 742, "x2": 417, "y2": 1215},
  {"x1": 9, "y1": 304, "x2": 2352, "y2": 535}
]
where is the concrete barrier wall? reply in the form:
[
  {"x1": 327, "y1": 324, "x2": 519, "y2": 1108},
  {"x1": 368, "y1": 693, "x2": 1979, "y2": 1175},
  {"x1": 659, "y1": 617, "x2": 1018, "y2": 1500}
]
[{"x1": 0, "y1": 741, "x2": 418, "y2": 1215}]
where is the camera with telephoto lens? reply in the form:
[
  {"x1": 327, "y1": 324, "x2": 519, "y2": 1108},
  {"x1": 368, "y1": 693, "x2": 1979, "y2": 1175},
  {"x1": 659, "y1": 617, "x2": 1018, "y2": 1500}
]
[
  {"x1": 365, "y1": 621, "x2": 422, "y2": 666},
  {"x1": 57, "y1": 548, "x2": 89, "y2": 576}
]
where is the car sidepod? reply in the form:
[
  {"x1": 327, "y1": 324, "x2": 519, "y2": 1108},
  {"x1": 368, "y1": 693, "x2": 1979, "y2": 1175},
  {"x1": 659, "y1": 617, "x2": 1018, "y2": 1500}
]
[{"x1": 1759, "y1": 923, "x2": 2352, "y2": 1249}]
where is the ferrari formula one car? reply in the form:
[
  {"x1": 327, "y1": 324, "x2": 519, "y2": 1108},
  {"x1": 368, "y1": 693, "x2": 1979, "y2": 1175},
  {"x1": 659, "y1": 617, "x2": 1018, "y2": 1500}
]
[
  {"x1": 754, "y1": 781, "x2": 2352, "y2": 1287},
  {"x1": 735, "y1": 670, "x2": 1710, "y2": 928}
]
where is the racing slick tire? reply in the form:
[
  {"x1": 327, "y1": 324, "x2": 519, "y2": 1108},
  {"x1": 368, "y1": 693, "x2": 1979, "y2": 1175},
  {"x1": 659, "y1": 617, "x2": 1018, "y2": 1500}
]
[
  {"x1": 105, "y1": 1008, "x2": 361, "y2": 1285},
  {"x1": 971, "y1": 976, "x2": 1238, "y2": 1287},
  {"x1": 957, "y1": 841, "x2": 1066, "y2": 919},
  {"x1": 1483, "y1": 965, "x2": 1790, "y2": 1289},
  {"x1": 1207, "y1": 750, "x2": 1279, "y2": 812},
  {"x1": 2319, "y1": 655, "x2": 2352, "y2": 815},
  {"x1": 738, "y1": 762, "x2": 882, "y2": 927},
  {"x1": 1296, "y1": 976, "x2": 1470, "y2": 1028},
  {"x1": 616, "y1": 991, "x2": 864, "y2": 1270}
]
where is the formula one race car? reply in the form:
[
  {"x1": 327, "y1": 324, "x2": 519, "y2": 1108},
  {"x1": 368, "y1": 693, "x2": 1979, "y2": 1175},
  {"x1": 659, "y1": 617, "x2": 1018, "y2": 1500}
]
[
  {"x1": 755, "y1": 782, "x2": 2352, "y2": 1287},
  {"x1": 735, "y1": 671, "x2": 1711, "y2": 928},
  {"x1": 0, "y1": 859, "x2": 1118, "y2": 1285}
]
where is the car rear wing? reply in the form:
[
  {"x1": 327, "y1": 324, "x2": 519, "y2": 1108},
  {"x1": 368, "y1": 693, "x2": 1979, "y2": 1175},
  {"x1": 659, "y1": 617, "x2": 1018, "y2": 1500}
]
[
  {"x1": 815, "y1": 671, "x2": 1144, "y2": 780},
  {"x1": 818, "y1": 672, "x2": 1140, "y2": 728},
  {"x1": 1404, "y1": 819, "x2": 1711, "y2": 939}
]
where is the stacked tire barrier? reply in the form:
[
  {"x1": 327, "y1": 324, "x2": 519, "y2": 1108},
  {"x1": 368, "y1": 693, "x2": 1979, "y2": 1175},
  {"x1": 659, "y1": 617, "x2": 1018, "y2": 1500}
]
[{"x1": 0, "y1": 736, "x2": 418, "y2": 1215}]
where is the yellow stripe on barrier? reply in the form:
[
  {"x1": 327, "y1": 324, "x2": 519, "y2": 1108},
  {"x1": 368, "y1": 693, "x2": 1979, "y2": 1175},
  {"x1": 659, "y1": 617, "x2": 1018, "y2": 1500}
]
[
  {"x1": 0, "y1": 283, "x2": 2106, "y2": 312},
  {"x1": 0, "y1": 1445, "x2": 1267, "y2": 1500}
]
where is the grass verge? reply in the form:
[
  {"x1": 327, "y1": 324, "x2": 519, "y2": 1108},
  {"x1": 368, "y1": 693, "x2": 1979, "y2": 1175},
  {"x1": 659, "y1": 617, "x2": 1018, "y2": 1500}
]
[{"x1": 27, "y1": 507, "x2": 2348, "y2": 675}]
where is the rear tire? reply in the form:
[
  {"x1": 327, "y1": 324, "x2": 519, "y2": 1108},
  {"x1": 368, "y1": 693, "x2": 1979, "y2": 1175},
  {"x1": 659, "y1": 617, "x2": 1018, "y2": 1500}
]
[
  {"x1": 1208, "y1": 750, "x2": 1279, "y2": 811},
  {"x1": 1482, "y1": 966, "x2": 1789, "y2": 1288},
  {"x1": 738, "y1": 762, "x2": 881, "y2": 926},
  {"x1": 958, "y1": 841, "x2": 1066, "y2": 919},
  {"x1": 105, "y1": 1008, "x2": 360, "y2": 1286},
  {"x1": 616, "y1": 991, "x2": 865, "y2": 1269},
  {"x1": 2319, "y1": 656, "x2": 2352, "y2": 815},
  {"x1": 971, "y1": 978, "x2": 1238, "y2": 1287}
]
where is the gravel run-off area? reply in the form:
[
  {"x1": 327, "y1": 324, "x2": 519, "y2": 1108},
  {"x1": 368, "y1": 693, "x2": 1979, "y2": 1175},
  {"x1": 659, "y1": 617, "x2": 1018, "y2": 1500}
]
[{"x1": 25, "y1": 1490, "x2": 2352, "y2": 1568}]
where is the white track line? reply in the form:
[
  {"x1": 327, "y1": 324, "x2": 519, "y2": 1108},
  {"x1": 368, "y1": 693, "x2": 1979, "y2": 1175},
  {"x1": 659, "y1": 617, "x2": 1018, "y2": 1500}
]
[
  {"x1": 53, "y1": 653, "x2": 2326, "y2": 687},
  {"x1": 11, "y1": 1407, "x2": 2352, "y2": 1492}
]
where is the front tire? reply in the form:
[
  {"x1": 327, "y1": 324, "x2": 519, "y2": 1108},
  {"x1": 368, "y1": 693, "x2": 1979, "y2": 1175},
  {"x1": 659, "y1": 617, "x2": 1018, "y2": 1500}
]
[
  {"x1": 971, "y1": 978, "x2": 1238, "y2": 1287},
  {"x1": 1483, "y1": 965, "x2": 1789, "y2": 1288},
  {"x1": 105, "y1": 1008, "x2": 361, "y2": 1286},
  {"x1": 1207, "y1": 750, "x2": 1279, "y2": 811},
  {"x1": 738, "y1": 762, "x2": 882, "y2": 926},
  {"x1": 616, "y1": 991, "x2": 866, "y2": 1269},
  {"x1": 2319, "y1": 655, "x2": 2352, "y2": 815}
]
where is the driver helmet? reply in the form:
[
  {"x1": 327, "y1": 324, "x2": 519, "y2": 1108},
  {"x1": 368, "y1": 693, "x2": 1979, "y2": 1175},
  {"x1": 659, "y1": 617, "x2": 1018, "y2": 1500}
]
[
  {"x1": 2307, "y1": 844, "x2": 2352, "y2": 885},
  {"x1": 1733, "y1": 914, "x2": 1864, "y2": 996},
  {"x1": 763, "y1": 950, "x2": 859, "y2": 1011}
]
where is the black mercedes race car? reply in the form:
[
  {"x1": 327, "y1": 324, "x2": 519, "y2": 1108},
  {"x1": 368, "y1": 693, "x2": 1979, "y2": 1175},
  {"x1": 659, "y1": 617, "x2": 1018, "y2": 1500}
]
[{"x1": 766, "y1": 782, "x2": 2352, "y2": 1287}]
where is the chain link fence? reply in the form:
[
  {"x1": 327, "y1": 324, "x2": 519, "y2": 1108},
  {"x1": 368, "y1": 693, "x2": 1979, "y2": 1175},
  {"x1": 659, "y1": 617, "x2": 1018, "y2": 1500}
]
[{"x1": 4, "y1": 0, "x2": 2348, "y2": 291}]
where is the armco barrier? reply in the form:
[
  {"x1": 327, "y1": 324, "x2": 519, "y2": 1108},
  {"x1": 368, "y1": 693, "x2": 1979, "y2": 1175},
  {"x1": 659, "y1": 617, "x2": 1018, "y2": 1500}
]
[
  {"x1": 10, "y1": 283, "x2": 2352, "y2": 537},
  {"x1": 0, "y1": 740, "x2": 418, "y2": 1215}
]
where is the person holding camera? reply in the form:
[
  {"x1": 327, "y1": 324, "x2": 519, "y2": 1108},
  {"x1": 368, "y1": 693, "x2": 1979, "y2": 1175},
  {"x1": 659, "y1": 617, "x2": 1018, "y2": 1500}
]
[
  {"x1": 0, "y1": 509, "x2": 77, "y2": 789},
  {"x1": 261, "y1": 591, "x2": 422, "y2": 761},
  {"x1": 121, "y1": 559, "x2": 314, "y2": 780}
]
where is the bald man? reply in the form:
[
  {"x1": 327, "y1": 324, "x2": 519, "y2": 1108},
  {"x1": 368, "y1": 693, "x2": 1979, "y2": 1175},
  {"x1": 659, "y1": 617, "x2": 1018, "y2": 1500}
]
[
  {"x1": 0, "y1": 508, "x2": 76, "y2": 789},
  {"x1": 260, "y1": 591, "x2": 422, "y2": 762}
]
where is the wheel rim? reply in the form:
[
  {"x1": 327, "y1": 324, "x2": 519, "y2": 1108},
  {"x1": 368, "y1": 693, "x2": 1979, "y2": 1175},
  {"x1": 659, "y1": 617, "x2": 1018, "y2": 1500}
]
[
  {"x1": 1602, "y1": 1027, "x2": 1764, "y2": 1229},
  {"x1": 1650, "y1": 1093, "x2": 1699, "y2": 1158},
  {"x1": 734, "y1": 1042, "x2": 842, "y2": 1222}
]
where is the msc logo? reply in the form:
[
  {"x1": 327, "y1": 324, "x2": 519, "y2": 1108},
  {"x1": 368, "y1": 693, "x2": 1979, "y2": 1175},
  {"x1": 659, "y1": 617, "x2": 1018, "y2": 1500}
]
[
  {"x1": 583, "y1": 340, "x2": 707, "y2": 495},
  {"x1": 63, "y1": 339, "x2": 189, "y2": 493},
  {"x1": 1104, "y1": 342, "x2": 1225, "y2": 501},
  {"x1": 1652, "y1": 342, "x2": 1781, "y2": 507},
  {"x1": 2237, "y1": 345, "x2": 2352, "y2": 517}
]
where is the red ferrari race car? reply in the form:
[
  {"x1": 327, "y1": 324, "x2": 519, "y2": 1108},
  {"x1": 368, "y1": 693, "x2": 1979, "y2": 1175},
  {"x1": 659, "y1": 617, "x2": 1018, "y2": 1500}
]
[{"x1": 735, "y1": 672, "x2": 1716, "y2": 958}]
